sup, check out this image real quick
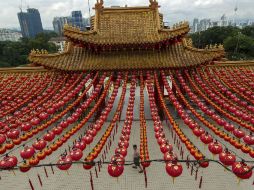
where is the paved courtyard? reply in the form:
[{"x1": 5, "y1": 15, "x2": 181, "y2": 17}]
[{"x1": 0, "y1": 86, "x2": 253, "y2": 190}]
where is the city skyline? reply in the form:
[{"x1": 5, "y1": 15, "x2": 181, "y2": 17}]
[{"x1": 0, "y1": 0, "x2": 254, "y2": 29}]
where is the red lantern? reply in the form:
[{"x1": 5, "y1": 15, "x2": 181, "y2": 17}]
[
  {"x1": 70, "y1": 148, "x2": 83, "y2": 161},
  {"x1": 30, "y1": 117, "x2": 40, "y2": 125},
  {"x1": 165, "y1": 162, "x2": 183, "y2": 178},
  {"x1": 57, "y1": 155, "x2": 72, "y2": 170},
  {"x1": 233, "y1": 128, "x2": 245, "y2": 139},
  {"x1": 21, "y1": 123, "x2": 32, "y2": 131},
  {"x1": 0, "y1": 134, "x2": 6, "y2": 144},
  {"x1": 52, "y1": 126, "x2": 63, "y2": 135},
  {"x1": 193, "y1": 127, "x2": 205, "y2": 137},
  {"x1": 43, "y1": 131, "x2": 55, "y2": 142},
  {"x1": 232, "y1": 162, "x2": 252, "y2": 179},
  {"x1": 243, "y1": 133, "x2": 254, "y2": 145},
  {"x1": 200, "y1": 133, "x2": 213, "y2": 144},
  {"x1": 32, "y1": 139, "x2": 47, "y2": 150},
  {"x1": 0, "y1": 155, "x2": 17, "y2": 169},
  {"x1": 160, "y1": 143, "x2": 173, "y2": 153},
  {"x1": 83, "y1": 158, "x2": 94, "y2": 170},
  {"x1": 164, "y1": 151, "x2": 178, "y2": 162},
  {"x1": 74, "y1": 141, "x2": 86, "y2": 151},
  {"x1": 20, "y1": 146, "x2": 36, "y2": 159},
  {"x1": 19, "y1": 161, "x2": 31, "y2": 173},
  {"x1": 82, "y1": 134, "x2": 93, "y2": 145},
  {"x1": 6, "y1": 129, "x2": 20, "y2": 139},
  {"x1": 219, "y1": 149, "x2": 236, "y2": 166},
  {"x1": 108, "y1": 162, "x2": 124, "y2": 177},
  {"x1": 208, "y1": 141, "x2": 223, "y2": 155}
]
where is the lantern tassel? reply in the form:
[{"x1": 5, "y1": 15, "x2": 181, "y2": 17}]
[
  {"x1": 95, "y1": 166, "x2": 98, "y2": 178},
  {"x1": 237, "y1": 178, "x2": 241, "y2": 185},
  {"x1": 51, "y1": 165, "x2": 55, "y2": 174},
  {"x1": 29, "y1": 179, "x2": 35, "y2": 190},
  {"x1": 144, "y1": 168, "x2": 148, "y2": 188},
  {"x1": 12, "y1": 170, "x2": 16, "y2": 176},
  {"x1": 44, "y1": 167, "x2": 48, "y2": 178},
  {"x1": 90, "y1": 171, "x2": 94, "y2": 190},
  {"x1": 195, "y1": 169, "x2": 198, "y2": 180},
  {"x1": 191, "y1": 165, "x2": 193, "y2": 176},
  {"x1": 199, "y1": 176, "x2": 203, "y2": 189},
  {"x1": 172, "y1": 177, "x2": 175, "y2": 184},
  {"x1": 66, "y1": 170, "x2": 69, "y2": 175},
  {"x1": 38, "y1": 174, "x2": 43, "y2": 186},
  {"x1": 98, "y1": 162, "x2": 101, "y2": 172}
]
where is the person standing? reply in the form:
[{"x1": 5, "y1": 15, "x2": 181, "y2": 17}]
[{"x1": 132, "y1": 144, "x2": 143, "y2": 173}]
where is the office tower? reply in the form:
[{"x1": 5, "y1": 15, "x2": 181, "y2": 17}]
[{"x1": 18, "y1": 8, "x2": 43, "y2": 38}]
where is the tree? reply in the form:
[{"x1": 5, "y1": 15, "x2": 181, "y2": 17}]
[
  {"x1": 190, "y1": 26, "x2": 240, "y2": 48},
  {"x1": 242, "y1": 26, "x2": 254, "y2": 38},
  {"x1": 224, "y1": 33, "x2": 254, "y2": 60},
  {"x1": 0, "y1": 32, "x2": 58, "y2": 67}
]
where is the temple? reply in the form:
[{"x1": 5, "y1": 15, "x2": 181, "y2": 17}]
[
  {"x1": 28, "y1": 0, "x2": 224, "y2": 70},
  {"x1": 1, "y1": 1, "x2": 254, "y2": 190}
]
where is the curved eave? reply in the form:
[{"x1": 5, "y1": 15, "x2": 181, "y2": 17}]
[
  {"x1": 28, "y1": 42, "x2": 224, "y2": 71},
  {"x1": 63, "y1": 25, "x2": 190, "y2": 45}
]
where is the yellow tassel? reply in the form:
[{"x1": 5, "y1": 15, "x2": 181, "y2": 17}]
[
  {"x1": 237, "y1": 178, "x2": 241, "y2": 185},
  {"x1": 12, "y1": 170, "x2": 16, "y2": 176},
  {"x1": 66, "y1": 170, "x2": 70, "y2": 175},
  {"x1": 172, "y1": 177, "x2": 175, "y2": 184}
]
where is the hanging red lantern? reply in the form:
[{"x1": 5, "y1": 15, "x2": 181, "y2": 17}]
[
  {"x1": 165, "y1": 161, "x2": 183, "y2": 180},
  {"x1": 200, "y1": 133, "x2": 213, "y2": 144},
  {"x1": 219, "y1": 149, "x2": 236, "y2": 166},
  {"x1": 0, "y1": 134, "x2": 6, "y2": 144},
  {"x1": 32, "y1": 139, "x2": 47, "y2": 150},
  {"x1": 74, "y1": 141, "x2": 86, "y2": 151},
  {"x1": 243, "y1": 133, "x2": 254, "y2": 145},
  {"x1": 164, "y1": 151, "x2": 178, "y2": 162},
  {"x1": 82, "y1": 134, "x2": 93, "y2": 145},
  {"x1": 6, "y1": 129, "x2": 20, "y2": 139},
  {"x1": 30, "y1": 117, "x2": 40, "y2": 125},
  {"x1": 20, "y1": 146, "x2": 36, "y2": 159},
  {"x1": 232, "y1": 162, "x2": 252, "y2": 179},
  {"x1": 52, "y1": 126, "x2": 63, "y2": 135},
  {"x1": 208, "y1": 141, "x2": 223, "y2": 155},
  {"x1": 70, "y1": 148, "x2": 83, "y2": 161},
  {"x1": 19, "y1": 161, "x2": 31, "y2": 173},
  {"x1": 0, "y1": 155, "x2": 18, "y2": 169},
  {"x1": 108, "y1": 161, "x2": 124, "y2": 177},
  {"x1": 57, "y1": 155, "x2": 72, "y2": 170},
  {"x1": 21, "y1": 123, "x2": 32, "y2": 132},
  {"x1": 160, "y1": 143, "x2": 173, "y2": 153},
  {"x1": 193, "y1": 127, "x2": 205, "y2": 137},
  {"x1": 233, "y1": 128, "x2": 245, "y2": 139},
  {"x1": 83, "y1": 158, "x2": 94, "y2": 170},
  {"x1": 43, "y1": 131, "x2": 55, "y2": 142}
]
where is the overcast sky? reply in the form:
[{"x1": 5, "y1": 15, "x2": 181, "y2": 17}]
[{"x1": 0, "y1": 0, "x2": 253, "y2": 29}]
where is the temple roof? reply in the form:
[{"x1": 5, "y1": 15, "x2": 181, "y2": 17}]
[
  {"x1": 29, "y1": 39, "x2": 224, "y2": 71},
  {"x1": 28, "y1": 0, "x2": 225, "y2": 71},
  {"x1": 63, "y1": 5, "x2": 190, "y2": 45}
]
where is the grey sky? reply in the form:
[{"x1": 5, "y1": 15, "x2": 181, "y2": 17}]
[{"x1": 0, "y1": 0, "x2": 253, "y2": 29}]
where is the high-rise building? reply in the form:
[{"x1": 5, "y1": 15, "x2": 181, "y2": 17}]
[
  {"x1": 17, "y1": 8, "x2": 43, "y2": 38},
  {"x1": 53, "y1": 17, "x2": 71, "y2": 36},
  {"x1": 220, "y1": 14, "x2": 228, "y2": 27},
  {"x1": 199, "y1": 19, "x2": 211, "y2": 31},
  {"x1": 71, "y1": 11, "x2": 84, "y2": 30},
  {"x1": 192, "y1": 18, "x2": 199, "y2": 33}
]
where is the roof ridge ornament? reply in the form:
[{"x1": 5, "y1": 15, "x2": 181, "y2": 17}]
[
  {"x1": 95, "y1": 0, "x2": 104, "y2": 10},
  {"x1": 149, "y1": 0, "x2": 159, "y2": 9}
]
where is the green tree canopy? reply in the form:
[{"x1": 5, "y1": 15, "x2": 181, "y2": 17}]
[
  {"x1": 190, "y1": 26, "x2": 254, "y2": 60},
  {"x1": 0, "y1": 32, "x2": 58, "y2": 67}
]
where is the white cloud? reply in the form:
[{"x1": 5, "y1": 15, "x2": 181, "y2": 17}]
[{"x1": 0, "y1": 0, "x2": 253, "y2": 29}]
